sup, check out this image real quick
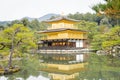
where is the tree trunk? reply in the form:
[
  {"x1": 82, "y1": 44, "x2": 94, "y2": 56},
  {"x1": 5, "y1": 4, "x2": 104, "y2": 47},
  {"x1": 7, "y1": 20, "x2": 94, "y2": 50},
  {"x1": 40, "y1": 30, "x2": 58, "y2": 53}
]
[
  {"x1": 7, "y1": 27, "x2": 20, "y2": 68},
  {"x1": 111, "y1": 46, "x2": 114, "y2": 64},
  {"x1": 8, "y1": 49, "x2": 14, "y2": 68},
  {"x1": 8, "y1": 33, "x2": 14, "y2": 68}
]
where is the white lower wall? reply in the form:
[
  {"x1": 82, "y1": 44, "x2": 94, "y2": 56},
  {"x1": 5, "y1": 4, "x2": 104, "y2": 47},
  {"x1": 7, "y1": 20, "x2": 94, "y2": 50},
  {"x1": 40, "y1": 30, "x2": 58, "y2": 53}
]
[
  {"x1": 75, "y1": 40, "x2": 83, "y2": 48},
  {"x1": 79, "y1": 40, "x2": 83, "y2": 47},
  {"x1": 76, "y1": 40, "x2": 80, "y2": 47},
  {"x1": 76, "y1": 54, "x2": 83, "y2": 62}
]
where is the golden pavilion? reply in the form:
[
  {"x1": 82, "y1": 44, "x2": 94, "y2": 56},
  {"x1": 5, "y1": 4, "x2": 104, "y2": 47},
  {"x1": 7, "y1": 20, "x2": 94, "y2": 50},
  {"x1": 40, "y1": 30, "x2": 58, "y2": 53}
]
[{"x1": 37, "y1": 16, "x2": 88, "y2": 80}]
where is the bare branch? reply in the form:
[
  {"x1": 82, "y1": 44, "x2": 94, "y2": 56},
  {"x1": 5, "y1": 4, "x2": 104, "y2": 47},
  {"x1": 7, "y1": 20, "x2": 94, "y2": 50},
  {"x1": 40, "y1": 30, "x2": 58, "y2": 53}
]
[{"x1": 0, "y1": 43, "x2": 5, "y2": 50}]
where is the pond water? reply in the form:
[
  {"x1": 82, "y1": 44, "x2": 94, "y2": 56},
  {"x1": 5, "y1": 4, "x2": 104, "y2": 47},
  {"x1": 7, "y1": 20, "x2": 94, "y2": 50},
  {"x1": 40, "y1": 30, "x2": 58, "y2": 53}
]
[
  {"x1": 0, "y1": 75, "x2": 49, "y2": 80},
  {"x1": 1, "y1": 54, "x2": 120, "y2": 80},
  {"x1": 0, "y1": 71, "x2": 50, "y2": 80},
  {"x1": 1, "y1": 70, "x2": 120, "y2": 80}
]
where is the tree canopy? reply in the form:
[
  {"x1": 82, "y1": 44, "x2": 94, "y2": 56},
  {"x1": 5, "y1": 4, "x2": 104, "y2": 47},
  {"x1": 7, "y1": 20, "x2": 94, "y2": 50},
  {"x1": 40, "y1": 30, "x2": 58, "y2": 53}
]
[
  {"x1": 92, "y1": 0, "x2": 120, "y2": 19},
  {"x1": 0, "y1": 24, "x2": 36, "y2": 67}
]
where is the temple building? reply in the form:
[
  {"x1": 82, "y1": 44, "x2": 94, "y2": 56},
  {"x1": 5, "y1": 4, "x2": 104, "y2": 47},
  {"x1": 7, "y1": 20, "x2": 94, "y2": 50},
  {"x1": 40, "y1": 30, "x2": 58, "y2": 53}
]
[
  {"x1": 37, "y1": 16, "x2": 88, "y2": 80},
  {"x1": 37, "y1": 16, "x2": 87, "y2": 49}
]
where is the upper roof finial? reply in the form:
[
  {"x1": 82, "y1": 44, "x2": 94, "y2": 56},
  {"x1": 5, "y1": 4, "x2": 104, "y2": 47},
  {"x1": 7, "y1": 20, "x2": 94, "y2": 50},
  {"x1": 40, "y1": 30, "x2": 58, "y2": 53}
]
[{"x1": 61, "y1": 12, "x2": 64, "y2": 16}]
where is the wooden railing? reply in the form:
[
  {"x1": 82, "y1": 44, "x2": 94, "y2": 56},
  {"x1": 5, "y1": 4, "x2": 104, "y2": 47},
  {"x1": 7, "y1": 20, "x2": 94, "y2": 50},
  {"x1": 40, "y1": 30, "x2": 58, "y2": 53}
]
[
  {"x1": 38, "y1": 46, "x2": 84, "y2": 50},
  {"x1": 37, "y1": 47, "x2": 90, "y2": 54}
]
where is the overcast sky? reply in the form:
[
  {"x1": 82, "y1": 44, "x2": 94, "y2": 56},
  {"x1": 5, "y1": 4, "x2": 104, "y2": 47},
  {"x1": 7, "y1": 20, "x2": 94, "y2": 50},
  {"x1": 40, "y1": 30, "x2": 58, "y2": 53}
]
[{"x1": 0, "y1": 0, "x2": 105, "y2": 21}]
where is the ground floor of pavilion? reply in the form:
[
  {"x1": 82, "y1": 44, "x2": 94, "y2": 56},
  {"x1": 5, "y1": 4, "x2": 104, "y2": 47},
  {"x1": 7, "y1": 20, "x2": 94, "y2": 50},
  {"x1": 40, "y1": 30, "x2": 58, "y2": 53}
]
[{"x1": 38, "y1": 39, "x2": 88, "y2": 50}]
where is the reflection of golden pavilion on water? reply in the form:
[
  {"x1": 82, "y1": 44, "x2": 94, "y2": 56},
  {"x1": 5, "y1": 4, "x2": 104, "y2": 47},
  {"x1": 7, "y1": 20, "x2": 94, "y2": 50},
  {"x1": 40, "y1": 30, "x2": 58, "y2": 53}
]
[
  {"x1": 49, "y1": 72, "x2": 79, "y2": 80},
  {"x1": 37, "y1": 16, "x2": 89, "y2": 80}
]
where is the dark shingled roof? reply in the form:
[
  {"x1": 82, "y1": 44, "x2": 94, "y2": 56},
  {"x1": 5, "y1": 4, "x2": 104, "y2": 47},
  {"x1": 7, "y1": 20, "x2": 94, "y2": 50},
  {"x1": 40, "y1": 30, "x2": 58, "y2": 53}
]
[
  {"x1": 37, "y1": 28, "x2": 86, "y2": 33},
  {"x1": 44, "y1": 16, "x2": 80, "y2": 22}
]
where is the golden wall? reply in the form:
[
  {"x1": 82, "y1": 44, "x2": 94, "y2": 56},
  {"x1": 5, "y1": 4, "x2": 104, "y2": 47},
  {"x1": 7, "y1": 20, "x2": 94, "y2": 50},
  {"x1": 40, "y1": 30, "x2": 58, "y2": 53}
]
[
  {"x1": 43, "y1": 63, "x2": 85, "y2": 71},
  {"x1": 47, "y1": 20, "x2": 78, "y2": 30},
  {"x1": 41, "y1": 30, "x2": 87, "y2": 40},
  {"x1": 49, "y1": 72, "x2": 79, "y2": 80}
]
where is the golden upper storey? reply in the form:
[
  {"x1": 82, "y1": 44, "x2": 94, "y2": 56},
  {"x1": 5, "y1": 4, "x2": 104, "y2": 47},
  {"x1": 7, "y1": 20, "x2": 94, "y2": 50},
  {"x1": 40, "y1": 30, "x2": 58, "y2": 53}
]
[
  {"x1": 37, "y1": 29, "x2": 87, "y2": 40},
  {"x1": 37, "y1": 16, "x2": 87, "y2": 40},
  {"x1": 44, "y1": 16, "x2": 79, "y2": 30}
]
